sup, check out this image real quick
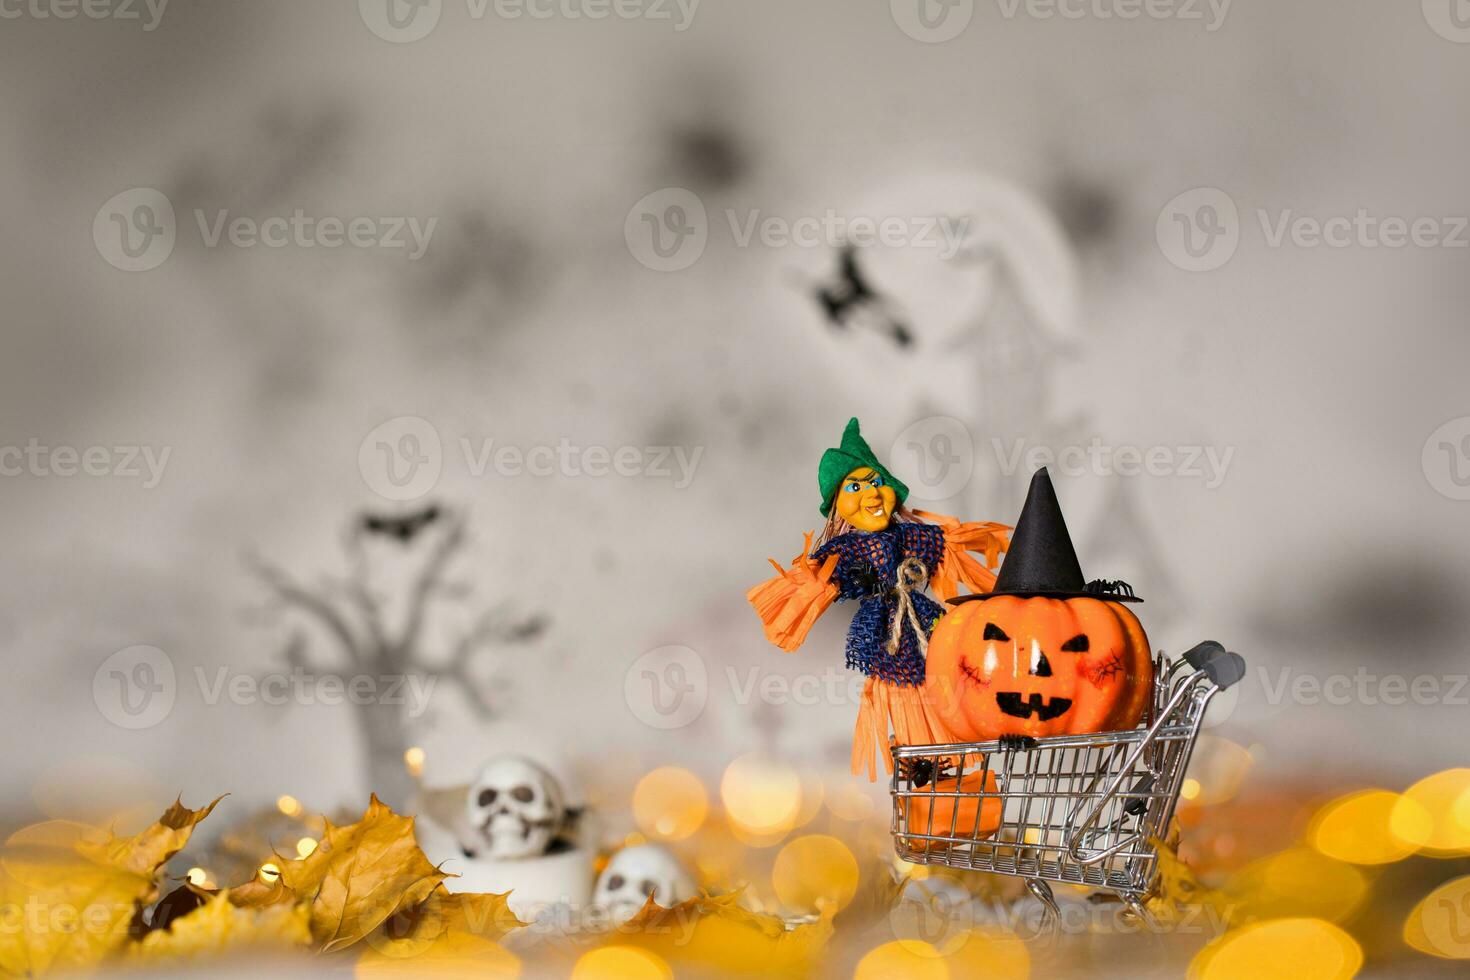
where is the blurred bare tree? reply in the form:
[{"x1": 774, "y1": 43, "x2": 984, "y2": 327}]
[{"x1": 249, "y1": 506, "x2": 547, "y2": 806}]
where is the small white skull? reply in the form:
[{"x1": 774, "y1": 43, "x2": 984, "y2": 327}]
[
  {"x1": 592, "y1": 844, "x2": 696, "y2": 923},
  {"x1": 462, "y1": 756, "x2": 567, "y2": 861}
]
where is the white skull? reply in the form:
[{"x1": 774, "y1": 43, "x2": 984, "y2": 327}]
[
  {"x1": 462, "y1": 756, "x2": 567, "y2": 860},
  {"x1": 592, "y1": 844, "x2": 696, "y2": 923}
]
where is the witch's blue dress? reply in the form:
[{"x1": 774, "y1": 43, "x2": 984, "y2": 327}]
[{"x1": 810, "y1": 522, "x2": 946, "y2": 687}]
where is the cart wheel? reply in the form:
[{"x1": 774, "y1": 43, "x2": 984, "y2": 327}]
[{"x1": 1025, "y1": 879, "x2": 1060, "y2": 944}]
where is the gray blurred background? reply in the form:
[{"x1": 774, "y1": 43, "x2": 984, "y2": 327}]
[{"x1": 1, "y1": 0, "x2": 1467, "y2": 827}]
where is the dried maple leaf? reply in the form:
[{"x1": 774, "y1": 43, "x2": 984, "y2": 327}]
[
  {"x1": 356, "y1": 888, "x2": 523, "y2": 975},
  {"x1": 226, "y1": 874, "x2": 297, "y2": 910},
  {"x1": 129, "y1": 891, "x2": 311, "y2": 965},
  {"x1": 275, "y1": 795, "x2": 447, "y2": 953},
  {"x1": 0, "y1": 797, "x2": 220, "y2": 977},
  {"x1": 76, "y1": 797, "x2": 222, "y2": 877},
  {"x1": 371, "y1": 887, "x2": 522, "y2": 951},
  {"x1": 432, "y1": 891, "x2": 522, "y2": 940},
  {"x1": 1146, "y1": 833, "x2": 1239, "y2": 928}
]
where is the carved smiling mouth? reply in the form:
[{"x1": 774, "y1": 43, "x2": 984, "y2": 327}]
[{"x1": 995, "y1": 692, "x2": 1073, "y2": 721}]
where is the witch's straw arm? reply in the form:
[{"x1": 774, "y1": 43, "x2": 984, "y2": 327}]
[
  {"x1": 911, "y1": 510, "x2": 1012, "y2": 602},
  {"x1": 746, "y1": 530, "x2": 839, "y2": 653}
]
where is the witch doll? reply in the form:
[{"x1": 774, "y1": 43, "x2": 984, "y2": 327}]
[{"x1": 748, "y1": 418, "x2": 1011, "y2": 780}]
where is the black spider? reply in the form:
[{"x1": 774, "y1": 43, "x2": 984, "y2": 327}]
[
  {"x1": 1084, "y1": 579, "x2": 1137, "y2": 599},
  {"x1": 898, "y1": 756, "x2": 957, "y2": 788}
]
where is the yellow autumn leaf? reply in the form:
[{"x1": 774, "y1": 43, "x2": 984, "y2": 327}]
[
  {"x1": 435, "y1": 891, "x2": 522, "y2": 941},
  {"x1": 130, "y1": 891, "x2": 311, "y2": 965},
  {"x1": 1146, "y1": 835, "x2": 1240, "y2": 930},
  {"x1": 0, "y1": 798, "x2": 219, "y2": 978},
  {"x1": 226, "y1": 875, "x2": 297, "y2": 910},
  {"x1": 275, "y1": 795, "x2": 448, "y2": 953},
  {"x1": 0, "y1": 848, "x2": 140, "y2": 978},
  {"x1": 360, "y1": 887, "x2": 523, "y2": 963},
  {"x1": 611, "y1": 891, "x2": 834, "y2": 977},
  {"x1": 76, "y1": 797, "x2": 223, "y2": 877}
]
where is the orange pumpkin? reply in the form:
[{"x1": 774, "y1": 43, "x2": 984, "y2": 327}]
[
  {"x1": 922, "y1": 595, "x2": 1152, "y2": 742},
  {"x1": 902, "y1": 768, "x2": 1002, "y2": 848}
]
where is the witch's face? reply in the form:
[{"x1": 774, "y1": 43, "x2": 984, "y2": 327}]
[{"x1": 836, "y1": 467, "x2": 897, "y2": 531}]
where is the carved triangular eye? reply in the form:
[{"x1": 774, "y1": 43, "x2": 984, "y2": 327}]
[
  {"x1": 1061, "y1": 634, "x2": 1090, "y2": 653},
  {"x1": 983, "y1": 623, "x2": 1010, "y2": 642}
]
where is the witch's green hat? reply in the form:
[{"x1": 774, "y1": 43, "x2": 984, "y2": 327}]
[{"x1": 817, "y1": 418, "x2": 909, "y2": 517}]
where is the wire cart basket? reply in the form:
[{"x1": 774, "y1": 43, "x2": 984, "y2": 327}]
[{"x1": 890, "y1": 641, "x2": 1246, "y2": 925}]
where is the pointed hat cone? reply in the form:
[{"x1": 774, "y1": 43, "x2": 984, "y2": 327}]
[{"x1": 953, "y1": 467, "x2": 1142, "y2": 604}]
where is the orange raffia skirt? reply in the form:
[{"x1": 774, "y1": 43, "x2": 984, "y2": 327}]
[{"x1": 851, "y1": 677, "x2": 962, "y2": 782}]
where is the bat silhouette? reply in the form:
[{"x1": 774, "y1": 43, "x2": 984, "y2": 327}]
[
  {"x1": 813, "y1": 244, "x2": 913, "y2": 349},
  {"x1": 360, "y1": 503, "x2": 441, "y2": 543}
]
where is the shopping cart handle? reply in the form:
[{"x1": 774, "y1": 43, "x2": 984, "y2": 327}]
[
  {"x1": 1209, "y1": 651, "x2": 1246, "y2": 689},
  {"x1": 1182, "y1": 641, "x2": 1246, "y2": 690},
  {"x1": 1181, "y1": 641, "x2": 1226, "y2": 670}
]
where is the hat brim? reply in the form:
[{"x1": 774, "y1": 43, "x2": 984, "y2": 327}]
[{"x1": 947, "y1": 589, "x2": 1144, "y2": 606}]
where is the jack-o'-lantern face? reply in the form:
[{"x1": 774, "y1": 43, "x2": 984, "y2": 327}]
[
  {"x1": 922, "y1": 595, "x2": 1152, "y2": 741},
  {"x1": 835, "y1": 467, "x2": 897, "y2": 532}
]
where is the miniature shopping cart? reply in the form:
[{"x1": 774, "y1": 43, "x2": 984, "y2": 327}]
[{"x1": 890, "y1": 641, "x2": 1245, "y2": 925}]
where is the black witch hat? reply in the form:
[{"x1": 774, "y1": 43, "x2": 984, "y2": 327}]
[{"x1": 950, "y1": 467, "x2": 1142, "y2": 605}]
